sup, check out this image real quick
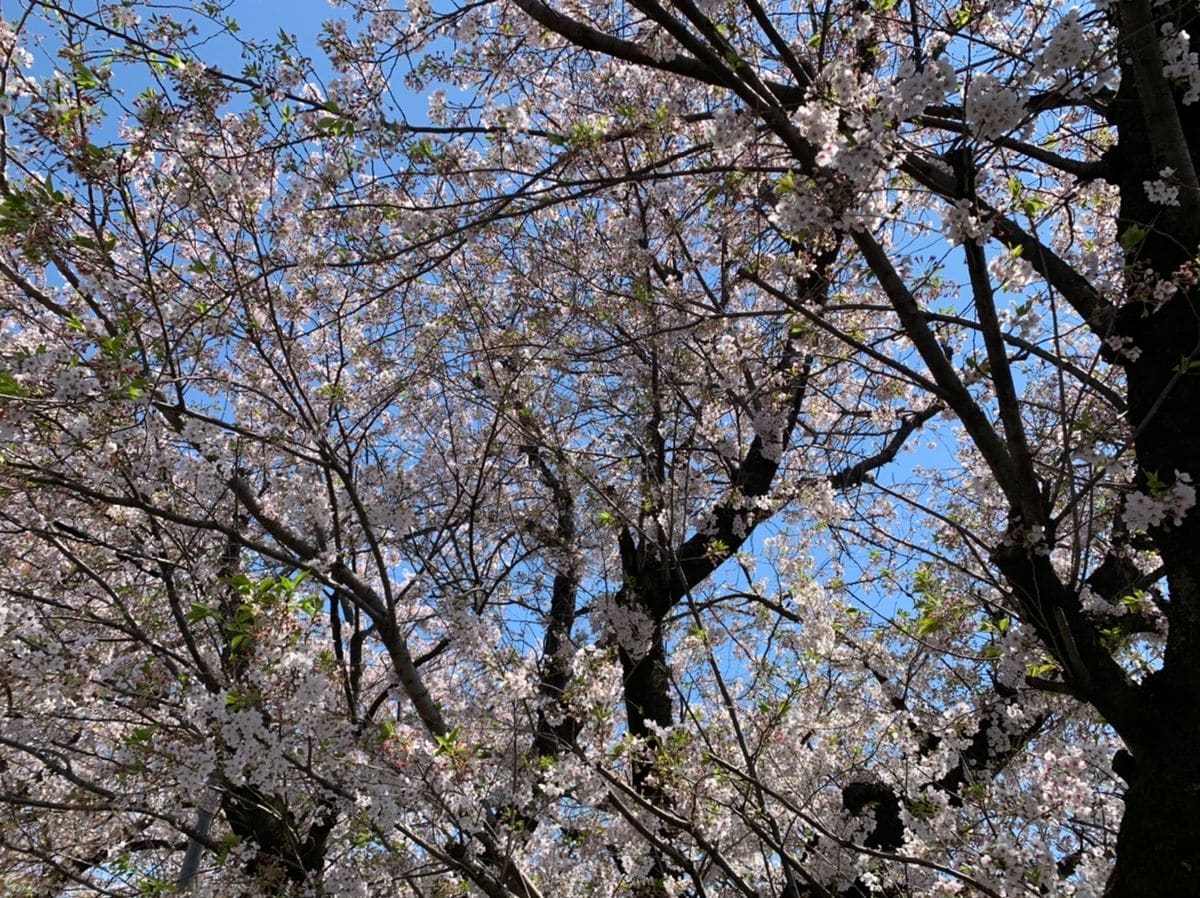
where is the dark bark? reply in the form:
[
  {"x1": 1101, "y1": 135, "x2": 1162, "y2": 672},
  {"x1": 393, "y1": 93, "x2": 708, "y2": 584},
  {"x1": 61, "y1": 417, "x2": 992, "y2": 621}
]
[
  {"x1": 1099, "y1": 1, "x2": 1200, "y2": 892},
  {"x1": 526, "y1": 443, "x2": 583, "y2": 760},
  {"x1": 1103, "y1": 696, "x2": 1200, "y2": 897},
  {"x1": 222, "y1": 786, "x2": 337, "y2": 885}
]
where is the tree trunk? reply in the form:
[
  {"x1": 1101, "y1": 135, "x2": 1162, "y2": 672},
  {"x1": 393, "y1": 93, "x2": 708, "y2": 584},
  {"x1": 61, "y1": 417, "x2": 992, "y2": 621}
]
[
  {"x1": 1106, "y1": 708, "x2": 1200, "y2": 897},
  {"x1": 1103, "y1": 1, "x2": 1200, "y2": 888}
]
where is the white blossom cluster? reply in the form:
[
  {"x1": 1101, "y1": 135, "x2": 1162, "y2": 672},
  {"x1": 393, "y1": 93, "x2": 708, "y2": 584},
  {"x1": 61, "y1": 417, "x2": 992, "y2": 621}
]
[
  {"x1": 940, "y1": 198, "x2": 992, "y2": 245},
  {"x1": 770, "y1": 177, "x2": 835, "y2": 234},
  {"x1": 1144, "y1": 166, "x2": 1180, "y2": 206},
  {"x1": 1104, "y1": 334, "x2": 1143, "y2": 361},
  {"x1": 591, "y1": 592, "x2": 656, "y2": 659},
  {"x1": 1031, "y1": 9, "x2": 1093, "y2": 78},
  {"x1": 708, "y1": 104, "x2": 751, "y2": 151},
  {"x1": 0, "y1": 17, "x2": 33, "y2": 72},
  {"x1": 105, "y1": 4, "x2": 142, "y2": 28},
  {"x1": 885, "y1": 57, "x2": 957, "y2": 121},
  {"x1": 0, "y1": 2, "x2": 1173, "y2": 895},
  {"x1": 1124, "y1": 471, "x2": 1196, "y2": 531},
  {"x1": 988, "y1": 248, "x2": 1037, "y2": 292},
  {"x1": 452, "y1": 8, "x2": 486, "y2": 45},
  {"x1": 965, "y1": 73, "x2": 1026, "y2": 140},
  {"x1": 484, "y1": 102, "x2": 531, "y2": 133},
  {"x1": 792, "y1": 100, "x2": 841, "y2": 165},
  {"x1": 1074, "y1": 443, "x2": 1131, "y2": 479},
  {"x1": 750, "y1": 404, "x2": 787, "y2": 463},
  {"x1": 428, "y1": 88, "x2": 448, "y2": 124},
  {"x1": 1161, "y1": 23, "x2": 1200, "y2": 104}
]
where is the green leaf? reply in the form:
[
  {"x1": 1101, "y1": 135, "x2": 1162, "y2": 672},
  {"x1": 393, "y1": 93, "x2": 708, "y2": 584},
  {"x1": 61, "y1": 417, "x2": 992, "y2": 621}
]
[
  {"x1": 125, "y1": 377, "x2": 147, "y2": 400},
  {"x1": 723, "y1": 49, "x2": 748, "y2": 70},
  {"x1": 185, "y1": 602, "x2": 217, "y2": 624},
  {"x1": 297, "y1": 593, "x2": 322, "y2": 617},
  {"x1": 124, "y1": 725, "x2": 158, "y2": 746},
  {"x1": 408, "y1": 138, "x2": 437, "y2": 162},
  {"x1": 915, "y1": 614, "x2": 943, "y2": 637},
  {"x1": 225, "y1": 689, "x2": 261, "y2": 710},
  {"x1": 317, "y1": 116, "x2": 354, "y2": 138},
  {"x1": 1175, "y1": 356, "x2": 1200, "y2": 374},
  {"x1": 434, "y1": 725, "x2": 462, "y2": 756},
  {"x1": 0, "y1": 372, "x2": 26, "y2": 397},
  {"x1": 1120, "y1": 591, "x2": 1145, "y2": 610},
  {"x1": 1021, "y1": 196, "x2": 1049, "y2": 217},
  {"x1": 71, "y1": 61, "x2": 102, "y2": 91},
  {"x1": 1026, "y1": 661, "x2": 1060, "y2": 679},
  {"x1": 1120, "y1": 224, "x2": 1149, "y2": 253}
]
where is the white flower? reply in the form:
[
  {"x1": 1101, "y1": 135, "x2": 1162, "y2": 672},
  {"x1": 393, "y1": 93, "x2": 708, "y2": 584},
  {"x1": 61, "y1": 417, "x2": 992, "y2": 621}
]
[
  {"x1": 965, "y1": 74, "x2": 1026, "y2": 140},
  {"x1": 1124, "y1": 490, "x2": 1163, "y2": 531},
  {"x1": 108, "y1": 6, "x2": 142, "y2": 28},
  {"x1": 1105, "y1": 335, "x2": 1143, "y2": 361},
  {"x1": 1161, "y1": 24, "x2": 1200, "y2": 104},
  {"x1": 1124, "y1": 473, "x2": 1195, "y2": 530},
  {"x1": 428, "y1": 89, "x2": 447, "y2": 125},
  {"x1": 1144, "y1": 167, "x2": 1180, "y2": 206},
  {"x1": 989, "y1": 250, "x2": 1035, "y2": 291},
  {"x1": 709, "y1": 105, "x2": 750, "y2": 151},
  {"x1": 1034, "y1": 9, "x2": 1092, "y2": 74},
  {"x1": 791, "y1": 101, "x2": 840, "y2": 161},
  {"x1": 1165, "y1": 471, "x2": 1196, "y2": 525},
  {"x1": 941, "y1": 198, "x2": 992, "y2": 245}
]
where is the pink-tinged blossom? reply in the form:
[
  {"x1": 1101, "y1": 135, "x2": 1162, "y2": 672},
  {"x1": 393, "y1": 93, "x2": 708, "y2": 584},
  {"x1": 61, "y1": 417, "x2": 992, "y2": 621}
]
[
  {"x1": 709, "y1": 105, "x2": 751, "y2": 151},
  {"x1": 0, "y1": 1, "x2": 1186, "y2": 895},
  {"x1": 941, "y1": 198, "x2": 992, "y2": 244},
  {"x1": 1124, "y1": 472, "x2": 1196, "y2": 531},
  {"x1": 1105, "y1": 334, "x2": 1144, "y2": 361},
  {"x1": 965, "y1": 73, "x2": 1026, "y2": 140},
  {"x1": 791, "y1": 100, "x2": 841, "y2": 165}
]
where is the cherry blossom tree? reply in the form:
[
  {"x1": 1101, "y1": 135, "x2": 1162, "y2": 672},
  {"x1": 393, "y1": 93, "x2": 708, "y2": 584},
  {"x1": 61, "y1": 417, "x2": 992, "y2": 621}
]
[{"x1": 0, "y1": 0, "x2": 1196, "y2": 896}]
